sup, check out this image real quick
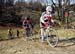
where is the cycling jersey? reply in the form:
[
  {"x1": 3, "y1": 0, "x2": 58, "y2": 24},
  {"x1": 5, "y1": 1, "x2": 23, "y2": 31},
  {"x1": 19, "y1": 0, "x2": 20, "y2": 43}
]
[
  {"x1": 40, "y1": 12, "x2": 52, "y2": 28},
  {"x1": 23, "y1": 19, "x2": 32, "y2": 30}
]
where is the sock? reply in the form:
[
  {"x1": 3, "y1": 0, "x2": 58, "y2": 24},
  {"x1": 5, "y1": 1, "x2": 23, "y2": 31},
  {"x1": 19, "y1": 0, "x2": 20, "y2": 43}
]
[{"x1": 41, "y1": 36, "x2": 44, "y2": 42}]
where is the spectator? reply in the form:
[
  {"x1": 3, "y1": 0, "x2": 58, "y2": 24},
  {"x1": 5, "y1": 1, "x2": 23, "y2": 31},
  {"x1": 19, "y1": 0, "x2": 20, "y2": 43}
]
[
  {"x1": 8, "y1": 28, "x2": 14, "y2": 39},
  {"x1": 16, "y1": 29, "x2": 20, "y2": 38}
]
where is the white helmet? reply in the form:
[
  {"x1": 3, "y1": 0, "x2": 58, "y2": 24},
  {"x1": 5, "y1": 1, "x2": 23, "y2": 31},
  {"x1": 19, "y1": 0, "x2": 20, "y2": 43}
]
[
  {"x1": 46, "y1": 6, "x2": 52, "y2": 12},
  {"x1": 24, "y1": 16, "x2": 27, "y2": 20}
]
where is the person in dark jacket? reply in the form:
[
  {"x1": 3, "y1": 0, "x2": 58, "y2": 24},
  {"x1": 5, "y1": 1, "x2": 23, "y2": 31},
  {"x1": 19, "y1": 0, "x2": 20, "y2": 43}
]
[
  {"x1": 8, "y1": 28, "x2": 13, "y2": 39},
  {"x1": 16, "y1": 29, "x2": 20, "y2": 38}
]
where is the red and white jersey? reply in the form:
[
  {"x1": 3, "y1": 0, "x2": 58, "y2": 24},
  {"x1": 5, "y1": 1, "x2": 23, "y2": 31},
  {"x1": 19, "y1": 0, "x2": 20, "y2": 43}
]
[
  {"x1": 40, "y1": 12, "x2": 53, "y2": 28},
  {"x1": 23, "y1": 19, "x2": 32, "y2": 29}
]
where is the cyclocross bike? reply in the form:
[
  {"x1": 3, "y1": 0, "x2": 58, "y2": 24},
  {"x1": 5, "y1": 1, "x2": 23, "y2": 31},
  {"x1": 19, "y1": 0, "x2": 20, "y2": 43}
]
[
  {"x1": 38, "y1": 25, "x2": 59, "y2": 47},
  {"x1": 23, "y1": 25, "x2": 33, "y2": 40}
]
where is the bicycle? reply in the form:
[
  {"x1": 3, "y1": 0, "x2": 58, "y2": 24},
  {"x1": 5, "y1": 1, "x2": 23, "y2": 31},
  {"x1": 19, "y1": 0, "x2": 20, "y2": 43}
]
[
  {"x1": 38, "y1": 25, "x2": 59, "y2": 47},
  {"x1": 23, "y1": 27, "x2": 33, "y2": 41}
]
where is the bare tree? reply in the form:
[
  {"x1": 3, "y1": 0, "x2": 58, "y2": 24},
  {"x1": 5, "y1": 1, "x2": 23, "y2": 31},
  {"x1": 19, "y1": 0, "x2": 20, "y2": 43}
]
[{"x1": 50, "y1": 0, "x2": 74, "y2": 28}]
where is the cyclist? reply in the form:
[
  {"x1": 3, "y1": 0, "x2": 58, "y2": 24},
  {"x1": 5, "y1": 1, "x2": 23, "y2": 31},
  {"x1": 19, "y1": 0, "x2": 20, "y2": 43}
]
[
  {"x1": 40, "y1": 6, "x2": 54, "y2": 42},
  {"x1": 23, "y1": 16, "x2": 33, "y2": 39}
]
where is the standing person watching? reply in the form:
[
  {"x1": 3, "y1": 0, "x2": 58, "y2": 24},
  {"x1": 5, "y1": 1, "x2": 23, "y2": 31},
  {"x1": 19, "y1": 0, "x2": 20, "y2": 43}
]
[{"x1": 8, "y1": 28, "x2": 14, "y2": 39}]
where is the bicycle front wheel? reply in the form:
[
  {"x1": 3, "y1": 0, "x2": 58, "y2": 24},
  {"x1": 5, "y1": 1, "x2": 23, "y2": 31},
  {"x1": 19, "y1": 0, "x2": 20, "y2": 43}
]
[{"x1": 47, "y1": 28, "x2": 59, "y2": 47}]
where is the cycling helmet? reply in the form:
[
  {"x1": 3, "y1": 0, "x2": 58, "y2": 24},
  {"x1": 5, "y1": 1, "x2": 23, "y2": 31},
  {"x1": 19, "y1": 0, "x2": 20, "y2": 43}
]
[
  {"x1": 24, "y1": 16, "x2": 27, "y2": 20},
  {"x1": 46, "y1": 6, "x2": 52, "y2": 12},
  {"x1": 24, "y1": 15, "x2": 30, "y2": 20},
  {"x1": 27, "y1": 15, "x2": 30, "y2": 20}
]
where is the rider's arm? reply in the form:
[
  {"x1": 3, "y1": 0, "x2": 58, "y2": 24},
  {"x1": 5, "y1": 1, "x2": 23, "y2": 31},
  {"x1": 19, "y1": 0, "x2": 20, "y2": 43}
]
[
  {"x1": 23, "y1": 20, "x2": 26, "y2": 28},
  {"x1": 51, "y1": 19, "x2": 54, "y2": 23},
  {"x1": 40, "y1": 16, "x2": 44, "y2": 23},
  {"x1": 49, "y1": 14, "x2": 54, "y2": 23}
]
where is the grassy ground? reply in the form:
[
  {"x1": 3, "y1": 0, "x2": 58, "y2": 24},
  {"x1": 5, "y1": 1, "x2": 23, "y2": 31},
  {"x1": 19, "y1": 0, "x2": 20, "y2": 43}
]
[
  {"x1": 0, "y1": 27, "x2": 75, "y2": 41},
  {"x1": 0, "y1": 27, "x2": 23, "y2": 41},
  {"x1": 57, "y1": 29, "x2": 75, "y2": 39}
]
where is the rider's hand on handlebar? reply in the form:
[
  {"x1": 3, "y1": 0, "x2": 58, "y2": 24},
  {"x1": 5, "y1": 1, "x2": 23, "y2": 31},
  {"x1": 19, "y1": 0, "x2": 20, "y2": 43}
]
[{"x1": 50, "y1": 19, "x2": 55, "y2": 26}]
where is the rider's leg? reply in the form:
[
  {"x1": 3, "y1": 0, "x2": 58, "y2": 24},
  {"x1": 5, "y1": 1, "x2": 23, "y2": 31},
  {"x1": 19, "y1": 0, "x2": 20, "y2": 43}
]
[
  {"x1": 25, "y1": 29, "x2": 29, "y2": 40},
  {"x1": 45, "y1": 26, "x2": 50, "y2": 37},
  {"x1": 24, "y1": 27, "x2": 28, "y2": 38},
  {"x1": 27, "y1": 28, "x2": 31, "y2": 37},
  {"x1": 23, "y1": 27, "x2": 25, "y2": 36},
  {"x1": 40, "y1": 28, "x2": 45, "y2": 42}
]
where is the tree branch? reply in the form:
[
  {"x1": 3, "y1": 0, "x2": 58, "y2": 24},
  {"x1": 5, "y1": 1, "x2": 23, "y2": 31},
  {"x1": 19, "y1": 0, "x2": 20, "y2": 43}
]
[{"x1": 51, "y1": 0, "x2": 58, "y2": 10}]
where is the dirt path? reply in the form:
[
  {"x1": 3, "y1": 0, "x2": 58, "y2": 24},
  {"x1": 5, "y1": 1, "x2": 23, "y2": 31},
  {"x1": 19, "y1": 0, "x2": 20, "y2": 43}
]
[{"x1": 0, "y1": 37, "x2": 75, "y2": 54}]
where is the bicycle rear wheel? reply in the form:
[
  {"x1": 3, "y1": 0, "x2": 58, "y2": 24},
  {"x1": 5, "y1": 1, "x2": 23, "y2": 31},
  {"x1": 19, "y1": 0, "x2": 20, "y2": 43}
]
[
  {"x1": 38, "y1": 29, "x2": 41, "y2": 40},
  {"x1": 23, "y1": 29, "x2": 32, "y2": 39},
  {"x1": 47, "y1": 28, "x2": 58, "y2": 47}
]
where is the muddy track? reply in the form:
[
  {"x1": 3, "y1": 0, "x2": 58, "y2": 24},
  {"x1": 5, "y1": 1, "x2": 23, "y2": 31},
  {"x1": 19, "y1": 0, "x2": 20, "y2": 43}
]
[{"x1": 0, "y1": 37, "x2": 75, "y2": 54}]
